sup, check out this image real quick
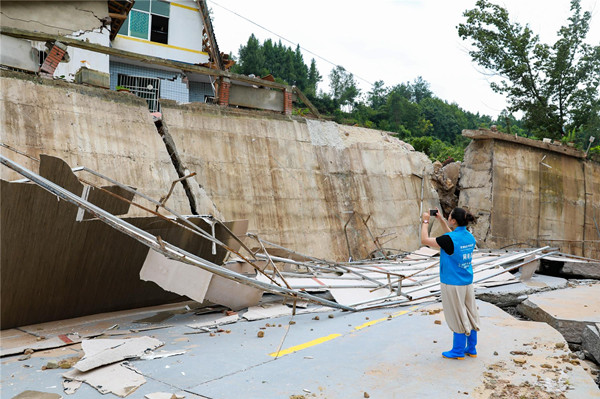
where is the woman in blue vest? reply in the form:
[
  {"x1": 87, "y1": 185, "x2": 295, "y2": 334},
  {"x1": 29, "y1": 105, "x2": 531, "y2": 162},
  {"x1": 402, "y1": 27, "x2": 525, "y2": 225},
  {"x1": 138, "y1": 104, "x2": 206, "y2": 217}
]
[{"x1": 421, "y1": 207, "x2": 479, "y2": 359}]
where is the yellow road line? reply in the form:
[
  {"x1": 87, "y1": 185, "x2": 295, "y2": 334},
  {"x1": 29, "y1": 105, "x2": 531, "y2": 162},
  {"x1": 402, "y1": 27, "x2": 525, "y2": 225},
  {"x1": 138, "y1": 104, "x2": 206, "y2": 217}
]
[
  {"x1": 269, "y1": 334, "x2": 341, "y2": 357},
  {"x1": 268, "y1": 306, "x2": 419, "y2": 357},
  {"x1": 354, "y1": 306, "x2": 418, "y2": 331}
]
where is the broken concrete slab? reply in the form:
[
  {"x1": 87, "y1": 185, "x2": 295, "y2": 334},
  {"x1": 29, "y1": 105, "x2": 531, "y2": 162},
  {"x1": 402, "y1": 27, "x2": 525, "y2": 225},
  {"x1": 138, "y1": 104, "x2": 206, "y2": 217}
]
[
  {"x1": 582, "y1": 324, "x2": 600, "y2": 363},
  {"x1": 476, "y1": 273, "x2": 568, "y2": 307},
  {"x1": 539, "y1": 258, "x2": 600, "y2": 279},
  {"x1": 75, "y1": 336, "x2": 163, "y2": 372},
  {"x1": 63, "y1": 362, "x2": 146, "y2": 397},
  {"x1": 562, "y1": 261, "x2": 600, "y2": 279},
  {"x1": 517, "y1": 283, "x2": 600, "y2": 343}
]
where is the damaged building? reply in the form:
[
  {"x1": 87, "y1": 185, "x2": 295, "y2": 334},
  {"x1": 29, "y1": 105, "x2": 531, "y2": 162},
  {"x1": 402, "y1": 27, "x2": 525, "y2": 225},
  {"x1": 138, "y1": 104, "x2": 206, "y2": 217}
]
[{"x1": 1, "y1": 1, "x2": 599, "y2": 398}]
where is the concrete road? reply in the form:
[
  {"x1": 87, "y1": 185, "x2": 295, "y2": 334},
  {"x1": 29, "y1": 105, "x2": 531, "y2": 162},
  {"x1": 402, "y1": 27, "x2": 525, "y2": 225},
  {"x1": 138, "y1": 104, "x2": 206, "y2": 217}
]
[{"x1": 2, "y1": 299, "x2": 599, "y2": 398}]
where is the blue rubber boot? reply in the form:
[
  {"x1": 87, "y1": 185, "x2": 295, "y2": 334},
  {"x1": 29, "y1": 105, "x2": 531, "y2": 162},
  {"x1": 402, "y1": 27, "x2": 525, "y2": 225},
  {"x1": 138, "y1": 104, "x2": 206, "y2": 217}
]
[
  {"x1": 465, "y1": 330, "x2": 477, "y2": 357},
  {"x1": 442, "y1": 332, "x2": 466, "y2": 359}
]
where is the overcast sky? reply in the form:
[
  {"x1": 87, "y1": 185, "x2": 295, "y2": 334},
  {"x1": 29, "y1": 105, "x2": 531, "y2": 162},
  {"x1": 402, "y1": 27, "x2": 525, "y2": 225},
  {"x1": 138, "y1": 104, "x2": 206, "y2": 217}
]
[{"x1": 208, "y1": 0, "x2": 600, "y2": 119}]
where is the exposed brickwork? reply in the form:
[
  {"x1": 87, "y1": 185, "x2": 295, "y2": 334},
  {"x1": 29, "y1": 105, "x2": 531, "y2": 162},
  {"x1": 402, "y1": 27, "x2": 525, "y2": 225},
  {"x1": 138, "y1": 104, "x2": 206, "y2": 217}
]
[
  {"x1": 39, "y1": 44, "x2": 67, "y2": 75},
  {"x1": 283, "y1": 89, "x2": 293, "y2": 115},
  {"x1": 218, "y1": 78, "x2": 230, "y2": 106}
]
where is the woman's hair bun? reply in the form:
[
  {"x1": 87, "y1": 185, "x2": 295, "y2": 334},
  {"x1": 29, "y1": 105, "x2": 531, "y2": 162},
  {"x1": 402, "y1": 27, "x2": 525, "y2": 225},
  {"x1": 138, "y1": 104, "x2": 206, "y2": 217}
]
[{"x1": 452, "y1": 208, "x2": 477, "y2": 226}]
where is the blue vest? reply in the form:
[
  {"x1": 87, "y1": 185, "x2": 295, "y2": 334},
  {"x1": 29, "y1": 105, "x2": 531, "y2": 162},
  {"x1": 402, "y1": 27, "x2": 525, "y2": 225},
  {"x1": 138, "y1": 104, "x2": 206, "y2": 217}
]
[{"x1": 439, "y1": 226, "x2": 476, "y2": 285}]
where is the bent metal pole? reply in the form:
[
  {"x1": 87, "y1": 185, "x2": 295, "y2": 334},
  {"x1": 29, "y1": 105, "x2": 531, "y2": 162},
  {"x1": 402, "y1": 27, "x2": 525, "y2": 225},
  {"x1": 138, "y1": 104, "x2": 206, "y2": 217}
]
[{"x1": 0, "y1": 155, "x2": 355, "y2": 312}]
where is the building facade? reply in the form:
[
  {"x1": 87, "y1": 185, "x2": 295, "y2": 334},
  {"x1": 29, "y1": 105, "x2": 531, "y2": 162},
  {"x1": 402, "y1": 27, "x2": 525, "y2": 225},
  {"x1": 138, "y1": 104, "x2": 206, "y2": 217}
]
[
  {"x1": 0, "y1": 0, "x2": 216, "y2": 112},
  {"x1": 110, "y1": 0, "x2": 215, "y2": 111}
]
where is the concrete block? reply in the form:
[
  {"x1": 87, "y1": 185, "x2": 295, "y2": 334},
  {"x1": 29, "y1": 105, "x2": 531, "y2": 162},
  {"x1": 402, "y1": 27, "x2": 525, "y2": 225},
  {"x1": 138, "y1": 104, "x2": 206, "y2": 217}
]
[
  {"x1": 516, "y1": 284, "x2": 600, "y2": 343},
  {"x1": 561, "y1": 261, "x2": 600, "y2": 279},
  {"x1": 582, "y1": 323, "x2": 600, "y2": 363},
  {"x1": 229, "y1": 84, "x2": 284, "y2": 112},
  {"x1": 476, "y1": 274, "x2": 567, "y2": 307},
  {"x1": 74, "y1": 67, "x2": 109, "y2": 88},
  {"x1": 0, "y1": 35, "x2": 39, "y2": 72}
]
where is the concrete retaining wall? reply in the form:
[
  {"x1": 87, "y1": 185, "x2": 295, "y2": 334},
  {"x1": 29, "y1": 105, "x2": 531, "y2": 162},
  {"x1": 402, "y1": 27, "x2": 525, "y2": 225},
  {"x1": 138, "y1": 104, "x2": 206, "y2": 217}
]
[
  {"x1": 159, "y1": 102, "x2": 440, "y2": 260},
  {"x1": 460, "y1": 135, "x2": 600, "y2": 259},
  {"x1": 0, "y1": 72, "x2": 441, "y2": 261},
  {"x1": 0, "y1": 71, "x2": 193, "y2": 216}
]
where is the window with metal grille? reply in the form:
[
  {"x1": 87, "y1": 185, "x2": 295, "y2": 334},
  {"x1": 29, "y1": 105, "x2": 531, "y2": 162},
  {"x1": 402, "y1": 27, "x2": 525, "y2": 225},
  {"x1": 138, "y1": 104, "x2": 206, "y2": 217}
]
[{"x1": 117, "y1": 74, "x2": 160, "y2": 112}]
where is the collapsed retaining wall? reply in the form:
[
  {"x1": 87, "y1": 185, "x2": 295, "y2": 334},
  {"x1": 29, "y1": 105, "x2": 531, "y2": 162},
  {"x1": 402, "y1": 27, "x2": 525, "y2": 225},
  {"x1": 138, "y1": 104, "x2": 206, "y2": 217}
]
[
  {"x1": 460, "y1": 130, "x2": 600, "y2": 259},
  {"x1": 0, "y1": 72, "x2": 441, "y2": 261},
  {"x1": 159, "y1": 101, "x2": 440, "y2": 260}
]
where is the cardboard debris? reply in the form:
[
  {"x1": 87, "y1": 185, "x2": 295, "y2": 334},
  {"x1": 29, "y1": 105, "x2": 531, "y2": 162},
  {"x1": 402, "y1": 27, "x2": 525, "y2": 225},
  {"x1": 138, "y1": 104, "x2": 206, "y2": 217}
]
[
  {"x1": 75, "y1": 336, "x2": 163, "y2": 372},
  {"x1": 63, "y1": 362, "x2": 146, "y2": 397}
]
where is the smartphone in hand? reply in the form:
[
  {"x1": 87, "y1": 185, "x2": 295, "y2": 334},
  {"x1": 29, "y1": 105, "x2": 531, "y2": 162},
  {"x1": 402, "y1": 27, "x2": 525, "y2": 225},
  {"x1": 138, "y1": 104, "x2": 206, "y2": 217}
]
[{"x1": 430, "y1": 209, "x2": 438, "y2": 216}]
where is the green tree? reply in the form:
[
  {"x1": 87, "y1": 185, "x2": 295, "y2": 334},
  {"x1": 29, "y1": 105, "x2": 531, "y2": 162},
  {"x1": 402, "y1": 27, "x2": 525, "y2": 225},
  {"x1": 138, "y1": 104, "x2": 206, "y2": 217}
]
[
  {"x1": 383, "y1": 87, "x2": 431, "y2": 137},
  {"x1": 458, "y1": 0, "x2": 600, "y2": 139},
  {"x1": 420, "y1": 97, "x2": 469, "y2": 143},
  {"x1": 410, "y1": 76, "x2": 433, "y2": 103},
  {"x1": 368, "y1": 80, "x2": 389, "y2": 109},
  {"x1": 233, "y1": 34, "x2": 264, "y2": 76},
  {"x1": 306, "y1": 59, "x2": 322, "y2": 97},
  {"x1": 233, "y1": 36, "x2": 314, "y2": 92},
  {"x1": 329, "y1": 66, "x2": 360, "y2": 110}
]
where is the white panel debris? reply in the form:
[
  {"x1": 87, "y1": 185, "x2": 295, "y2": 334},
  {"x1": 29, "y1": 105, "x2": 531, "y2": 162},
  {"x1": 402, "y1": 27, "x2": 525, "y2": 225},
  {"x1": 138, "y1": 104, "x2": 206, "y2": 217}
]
[
  {"x1": 63, "y1": 362, "x2": 146, "y2": 397},
  {"x1": 62, "y1": 379, "x2": 82, "y2": 395},
  {"x1": 75, "y1": 336, "x2": 163, "y2": 372},
  {"x1": 186, "y1": 314, "x2": 239, "y2": 329},
  {"x1": 328, "y1": 288, "x2": 392, "y2": 307},
  {"x1": 140, "y1": 350, "x2": 186, "y2": 360},
  {"x1": 1, "y1": 333, "x2": 82, "y2": 357},
  {"x1": 242, "y1": 303, "x2": 331, "y2": 321},
  {"x1": 140, "y1": 249, "x2": 213, "y2": 304}
]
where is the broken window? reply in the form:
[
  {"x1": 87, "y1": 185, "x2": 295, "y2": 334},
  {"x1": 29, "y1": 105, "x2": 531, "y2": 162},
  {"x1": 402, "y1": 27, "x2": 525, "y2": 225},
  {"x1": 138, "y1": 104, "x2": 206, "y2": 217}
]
[
  {"x1": 38, "y1": 50, "x2": 48, "y2": 67},
  {"x1": 117, "y1": 74, "x2": 161, "y2": 112},
  {"x1": 119, "y1": 0, "x2": 170, "y2": 44},
  {"x1": 150, "y1": 15, "x2": 169, "y2": 44}
]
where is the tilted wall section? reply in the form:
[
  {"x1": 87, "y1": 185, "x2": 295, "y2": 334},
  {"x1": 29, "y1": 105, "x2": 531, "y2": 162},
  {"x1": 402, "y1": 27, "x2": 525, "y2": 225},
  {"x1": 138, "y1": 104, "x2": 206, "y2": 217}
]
[
  {"x1": 160, "y1": 102, "x2": 441, "y2": 260},
  {"x1": 460, "y1": 136, "x2": 599, "y2": 259}
]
